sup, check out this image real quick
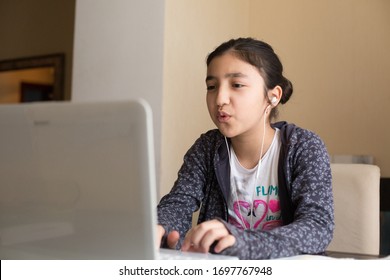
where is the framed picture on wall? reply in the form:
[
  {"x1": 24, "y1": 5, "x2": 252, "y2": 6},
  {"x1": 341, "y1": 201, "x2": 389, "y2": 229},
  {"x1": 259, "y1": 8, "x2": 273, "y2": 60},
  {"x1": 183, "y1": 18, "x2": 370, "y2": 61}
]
[
  {"x1": 20, "y1": 82, "x2": 54, "y2": 102},
  {"x1": 0, "y1": 53, "x2": 65, "y2": 104}
]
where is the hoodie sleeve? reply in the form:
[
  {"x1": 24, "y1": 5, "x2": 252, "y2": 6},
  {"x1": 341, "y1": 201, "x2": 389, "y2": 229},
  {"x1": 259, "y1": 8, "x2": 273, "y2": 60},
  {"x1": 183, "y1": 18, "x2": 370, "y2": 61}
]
[
  {"x1": 218, "y1": 128, "x2": 334, "y2": 259},
  {"x1": 157, "y1": 131, "x2": 215, "y2": 248}
]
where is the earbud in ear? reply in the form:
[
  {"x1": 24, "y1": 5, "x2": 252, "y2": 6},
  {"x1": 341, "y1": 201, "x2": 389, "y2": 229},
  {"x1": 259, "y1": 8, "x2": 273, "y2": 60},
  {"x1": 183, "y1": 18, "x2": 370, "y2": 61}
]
[{"x1": 271, "y1": 97, "x2": 278, "y2": 105}]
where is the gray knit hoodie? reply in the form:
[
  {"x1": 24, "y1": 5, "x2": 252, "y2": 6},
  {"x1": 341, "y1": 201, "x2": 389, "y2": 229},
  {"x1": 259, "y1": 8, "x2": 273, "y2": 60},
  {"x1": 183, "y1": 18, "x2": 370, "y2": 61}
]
[{"x1": 158, "y1": 122, "x2": 334, "y2": 259}]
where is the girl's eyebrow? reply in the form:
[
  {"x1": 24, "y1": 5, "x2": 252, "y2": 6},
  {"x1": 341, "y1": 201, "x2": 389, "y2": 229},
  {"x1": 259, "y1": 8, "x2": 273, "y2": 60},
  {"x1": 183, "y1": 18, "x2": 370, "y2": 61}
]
[
  {"x1": 205, "y1": 76, "x2": 215, "y2": 82},
  {"x1": 206, "y1": 72, "x2": 248, "y2": 82}
]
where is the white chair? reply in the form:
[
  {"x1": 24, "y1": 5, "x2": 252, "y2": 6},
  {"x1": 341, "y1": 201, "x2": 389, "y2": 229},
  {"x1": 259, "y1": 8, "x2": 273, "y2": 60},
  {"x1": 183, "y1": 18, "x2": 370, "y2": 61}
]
[{"x1": 327, "y1": 164, "x2": 380, "y2": 255}]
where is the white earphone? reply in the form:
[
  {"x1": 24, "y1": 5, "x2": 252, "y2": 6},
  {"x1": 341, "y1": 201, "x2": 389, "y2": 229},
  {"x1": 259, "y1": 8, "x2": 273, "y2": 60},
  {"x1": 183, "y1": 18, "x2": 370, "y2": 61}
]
[
  {"x1": 271, "y1": 96, "x2": 278, "y2": 106},
  {"x1": 265, "y1": 97, "x2": 278, "y2": 114}
]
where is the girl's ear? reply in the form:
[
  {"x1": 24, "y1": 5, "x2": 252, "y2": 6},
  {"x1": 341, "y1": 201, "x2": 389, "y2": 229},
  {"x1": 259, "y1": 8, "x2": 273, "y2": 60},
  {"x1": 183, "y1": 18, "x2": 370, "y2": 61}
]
[{"x1": 267, "y1": 85, "x2": 282, "y2": 106}]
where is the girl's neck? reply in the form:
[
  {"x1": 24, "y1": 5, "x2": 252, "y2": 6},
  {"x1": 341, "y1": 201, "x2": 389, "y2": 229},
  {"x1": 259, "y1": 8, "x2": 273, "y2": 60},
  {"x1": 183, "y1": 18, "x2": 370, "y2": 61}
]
[{"x1": 230, "y1": 125, "x2": 275, "y2": 169}]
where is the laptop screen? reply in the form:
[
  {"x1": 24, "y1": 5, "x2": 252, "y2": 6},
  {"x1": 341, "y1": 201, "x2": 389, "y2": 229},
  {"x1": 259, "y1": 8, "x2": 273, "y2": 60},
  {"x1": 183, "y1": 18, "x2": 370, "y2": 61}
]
[{"x1": 0, "y1": 99, "x2": 158, "y2": 259}]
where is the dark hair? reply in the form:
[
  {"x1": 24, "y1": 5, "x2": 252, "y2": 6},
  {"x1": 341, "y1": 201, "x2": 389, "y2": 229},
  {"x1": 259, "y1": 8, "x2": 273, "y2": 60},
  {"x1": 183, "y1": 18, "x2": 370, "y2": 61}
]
[{"x1": 206, "y1": 38, "x2": 293, "y2": 119}]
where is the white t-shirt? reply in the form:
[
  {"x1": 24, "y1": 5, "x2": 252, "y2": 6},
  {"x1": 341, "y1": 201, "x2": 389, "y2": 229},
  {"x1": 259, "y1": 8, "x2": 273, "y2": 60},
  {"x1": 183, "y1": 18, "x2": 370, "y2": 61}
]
[{"x1": 228, "y1": 128, "x2": 282, "y2": 230}]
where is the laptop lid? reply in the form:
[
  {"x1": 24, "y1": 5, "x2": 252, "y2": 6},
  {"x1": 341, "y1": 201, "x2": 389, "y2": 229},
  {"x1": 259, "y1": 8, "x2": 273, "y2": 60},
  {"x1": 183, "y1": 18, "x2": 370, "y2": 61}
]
[{"x1": 0, "y1": 99, "x2": 158, "y2": 259}]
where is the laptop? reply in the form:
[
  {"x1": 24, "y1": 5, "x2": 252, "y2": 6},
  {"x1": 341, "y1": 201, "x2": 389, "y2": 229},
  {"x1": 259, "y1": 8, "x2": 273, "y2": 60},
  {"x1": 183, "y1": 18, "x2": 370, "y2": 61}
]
[{"x1": 0, "y1": 100, "x2": 237, "y2": 260}]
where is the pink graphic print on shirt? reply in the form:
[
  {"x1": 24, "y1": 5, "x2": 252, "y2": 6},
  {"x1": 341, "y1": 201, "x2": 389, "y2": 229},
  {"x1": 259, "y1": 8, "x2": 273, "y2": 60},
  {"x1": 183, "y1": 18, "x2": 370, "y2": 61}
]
[{"x1": 229, "y1": 199, "x2": 281, "y2": 230}]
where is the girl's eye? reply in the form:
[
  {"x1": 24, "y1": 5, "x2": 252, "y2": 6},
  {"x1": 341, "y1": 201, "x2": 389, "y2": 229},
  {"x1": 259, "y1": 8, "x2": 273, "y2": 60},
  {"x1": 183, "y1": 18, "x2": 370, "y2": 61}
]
[
  {"x1": 207, "y1": 85, "x2": 216, "y2": 91},
  {"x1": 232, "y1": 83, "x2": 243, "y2": 88}
]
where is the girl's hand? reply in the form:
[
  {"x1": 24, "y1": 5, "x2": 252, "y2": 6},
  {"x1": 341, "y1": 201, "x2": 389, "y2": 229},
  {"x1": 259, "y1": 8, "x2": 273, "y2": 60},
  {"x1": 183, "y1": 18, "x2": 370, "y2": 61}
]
[
  {"x1": 181, "y1": 220, "x2": 235, "y2": 253},
  {"x1": 157, "y1": 225, "x2": 180, "y2": 249}
]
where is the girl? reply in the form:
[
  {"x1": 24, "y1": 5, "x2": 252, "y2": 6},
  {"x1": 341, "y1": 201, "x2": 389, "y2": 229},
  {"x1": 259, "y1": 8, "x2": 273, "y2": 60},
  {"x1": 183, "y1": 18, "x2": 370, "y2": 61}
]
[{"x1": 157, "y1": 38, "x2": 334, "y2": 259}]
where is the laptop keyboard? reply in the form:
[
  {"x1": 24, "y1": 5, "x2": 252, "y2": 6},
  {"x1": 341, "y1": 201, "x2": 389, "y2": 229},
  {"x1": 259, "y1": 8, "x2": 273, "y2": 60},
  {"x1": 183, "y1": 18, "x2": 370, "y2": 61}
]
[{"x1": 158, "y1": 248, "x2": 238, "y2": 260}]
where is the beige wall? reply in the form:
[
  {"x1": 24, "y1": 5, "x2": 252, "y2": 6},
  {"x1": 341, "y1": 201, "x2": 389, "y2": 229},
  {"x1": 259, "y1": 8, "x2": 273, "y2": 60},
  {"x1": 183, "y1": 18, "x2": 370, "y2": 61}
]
[
  {"x1": 249, "y1": 0, "x2": 390, "y2": 175},
  {"x1": 72, "y1": 0, "x2": 165, "y2": 186},
  {"x1": 161, "y1": 0, "x2": 390, "y2": 197}
]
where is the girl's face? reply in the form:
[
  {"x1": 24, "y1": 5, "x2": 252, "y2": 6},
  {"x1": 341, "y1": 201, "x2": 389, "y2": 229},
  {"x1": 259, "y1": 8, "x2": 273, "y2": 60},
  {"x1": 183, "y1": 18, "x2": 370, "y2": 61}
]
[{"x1": 206, "y1": 52, "x2": 269, "y2": 139}]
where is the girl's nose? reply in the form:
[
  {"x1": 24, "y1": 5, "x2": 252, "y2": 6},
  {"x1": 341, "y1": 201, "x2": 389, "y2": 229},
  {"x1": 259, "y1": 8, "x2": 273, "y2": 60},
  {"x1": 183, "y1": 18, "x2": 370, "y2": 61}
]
[{"x1": 216, "y1": 87, "x2": 229, "y2": 108}]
